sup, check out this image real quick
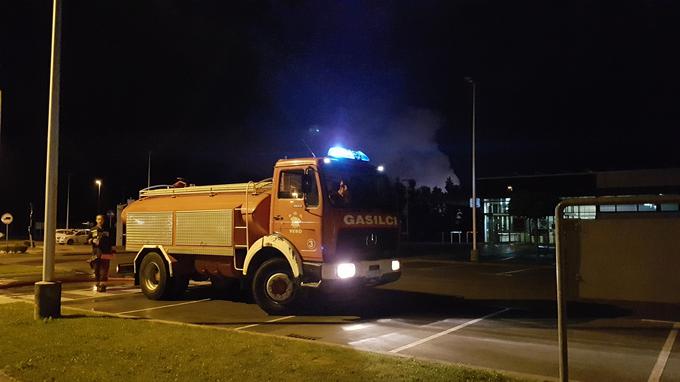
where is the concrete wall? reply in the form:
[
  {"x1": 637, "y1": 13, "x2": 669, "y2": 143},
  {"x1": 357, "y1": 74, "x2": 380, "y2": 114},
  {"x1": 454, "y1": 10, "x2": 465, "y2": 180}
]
[{"x1": 562, "y1": 215, "x2": 680, "y2": 304}]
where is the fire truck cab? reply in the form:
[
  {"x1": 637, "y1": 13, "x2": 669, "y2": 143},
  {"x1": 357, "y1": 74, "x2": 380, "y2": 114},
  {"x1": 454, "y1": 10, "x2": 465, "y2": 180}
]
[{"x1": 122, "y1": 147, "x2": 401, "y2": 314}]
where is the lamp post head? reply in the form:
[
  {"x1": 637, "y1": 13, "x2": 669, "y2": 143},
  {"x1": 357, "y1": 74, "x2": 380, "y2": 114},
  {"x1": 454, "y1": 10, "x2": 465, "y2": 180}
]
[
  {"x1": 464, "y1": 76, "x2": 474, "y2": 84},
  {"x1": 95, "y1": 179, "x2": 102, "y2": 186}
]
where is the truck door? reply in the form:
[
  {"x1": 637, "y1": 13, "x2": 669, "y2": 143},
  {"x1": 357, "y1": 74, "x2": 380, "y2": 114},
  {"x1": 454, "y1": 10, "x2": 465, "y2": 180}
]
[{"x1": 272, "y1": 167, "x2": 323, "y2": 262}]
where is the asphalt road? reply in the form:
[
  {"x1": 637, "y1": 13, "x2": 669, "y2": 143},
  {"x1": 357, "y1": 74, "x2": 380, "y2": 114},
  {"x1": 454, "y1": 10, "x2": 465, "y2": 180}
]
[{"x1": 2, "y1": 255, "x2": 679, "y2": 381}]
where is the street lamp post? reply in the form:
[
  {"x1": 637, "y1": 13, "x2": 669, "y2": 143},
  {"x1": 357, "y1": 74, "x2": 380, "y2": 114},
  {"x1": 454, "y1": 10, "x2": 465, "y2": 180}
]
[
  {"x1": 35, "y1": 0, "x2": 63, "y2": 319},
  {"x1": 95, "y1": 179, "x2": 102, "y2": 213},
  {"x1": 465, "y1": 77, "x2": 479, "y2": 262}
]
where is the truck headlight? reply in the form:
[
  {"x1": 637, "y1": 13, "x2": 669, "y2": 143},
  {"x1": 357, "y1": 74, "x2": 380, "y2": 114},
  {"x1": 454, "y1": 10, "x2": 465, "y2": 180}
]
[
  {"x1": 391, "y1": 260, "x2": 400, "y2": 271},
  {"x1": 337, "y1": 263, "x2": 356, "y2": 279}
]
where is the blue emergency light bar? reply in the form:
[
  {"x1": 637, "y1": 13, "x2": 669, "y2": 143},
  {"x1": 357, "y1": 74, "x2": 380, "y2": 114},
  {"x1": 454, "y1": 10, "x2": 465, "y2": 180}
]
[{"x1": 327, "y1": 146, "x2": 370, "y2": 161}]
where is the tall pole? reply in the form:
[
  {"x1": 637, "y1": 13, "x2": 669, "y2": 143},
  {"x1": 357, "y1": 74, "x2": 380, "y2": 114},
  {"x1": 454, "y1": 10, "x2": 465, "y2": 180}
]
[
  {"x1": 65, "y1": 173, "x2": 70, "y2": 229},
  {"x1": 466, "y1": 77, "x2": 479, "y2": 261},
  {"x1": 147, "y1": 151, "x2": 151, "y2": 188},
  {"x1": 43, "y1": 0, "x2": 62, "y2": 283},
  {"x1": 0, "y1": 89, "x2": 3, "y2": 149},
  {"x1": 36, "y1": 0, "x2": 63, "y2": 319}
]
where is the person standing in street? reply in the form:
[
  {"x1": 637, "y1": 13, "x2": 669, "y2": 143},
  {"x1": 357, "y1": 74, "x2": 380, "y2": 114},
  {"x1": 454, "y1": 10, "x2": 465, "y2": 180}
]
[{"x1": 88, "y1": 214, "x2": 114, "y2": 292}]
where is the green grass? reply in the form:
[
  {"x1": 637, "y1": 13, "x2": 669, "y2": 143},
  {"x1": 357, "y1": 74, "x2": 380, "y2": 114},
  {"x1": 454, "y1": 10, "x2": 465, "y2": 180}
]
[
  {"x1": 0, "y1": 302, "x2": 523, "y2": 382},
  {"x1": 0, "y1": 264, "x2": 42, "y2": 277},
  {"x1": 0, "y1": 264, "x2": 79, "y2": 278}
]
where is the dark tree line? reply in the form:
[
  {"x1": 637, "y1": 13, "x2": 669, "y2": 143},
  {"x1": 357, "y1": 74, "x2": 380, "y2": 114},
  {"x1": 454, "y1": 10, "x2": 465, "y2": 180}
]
[{"x1": 395, "y1": 177, "x2": 469, "y2": 242}]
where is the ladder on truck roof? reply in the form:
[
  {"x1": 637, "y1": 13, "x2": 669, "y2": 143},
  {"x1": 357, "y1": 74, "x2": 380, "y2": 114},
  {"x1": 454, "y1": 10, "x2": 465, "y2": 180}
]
[
  {"x1": 138, "y1": 179, "x2": 272, "y2": 199},
  {"x1": 233, "y1": 181, "x2": 255, "y2": 271}
]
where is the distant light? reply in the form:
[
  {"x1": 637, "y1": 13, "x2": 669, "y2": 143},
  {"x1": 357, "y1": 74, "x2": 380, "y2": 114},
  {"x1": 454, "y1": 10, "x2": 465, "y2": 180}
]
[
  {"x1": 337, "y1": 263, "x2": 356, "y2": 279},
  {"x1": 323, "y1": 158, "x2": 331, "y2": 164},
  {"x1": 507, "y1": 185, "x2": 513, "y2": 192},
  {"x1": 327, "y1": 146, "x2": 370, "y2": 161},
  {"x1": 391, "y1": 260, "x2": 400, "y2": 271},
  {"x1": 377, "y1": 165, "x2": 385, "y2": 172}
]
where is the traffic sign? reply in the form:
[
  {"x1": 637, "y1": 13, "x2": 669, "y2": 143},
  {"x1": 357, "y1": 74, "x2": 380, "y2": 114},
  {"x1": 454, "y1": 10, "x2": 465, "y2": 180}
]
[{"x1": 1, "y1": 213, "x2": 13, "y2": 225}]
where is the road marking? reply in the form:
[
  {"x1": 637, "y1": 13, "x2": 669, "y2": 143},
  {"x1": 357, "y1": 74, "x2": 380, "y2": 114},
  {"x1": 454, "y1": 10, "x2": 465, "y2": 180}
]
[
  {"x1": 388, "y1": 307, "x2": 510, "y2": 353},
  {"x1": 234, "y1": 315, "x2": 295, "y2": 331},
  {"x1": 342, "y1": 323, "x2": 374, "y2": 331},
  {"x1": 495, "y1": 267, "x2": 534, "y2": 276},
  {"x1": 648, "y1": 322, "x2": 680, "y2": 382},
  {"x1": 115, "y1": 298, "x2": 211, "y2": 315}
]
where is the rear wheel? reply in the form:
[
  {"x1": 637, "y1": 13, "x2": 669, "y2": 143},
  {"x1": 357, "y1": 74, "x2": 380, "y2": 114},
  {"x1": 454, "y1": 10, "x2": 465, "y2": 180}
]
[
  {"x1": 140, "y1": 252, "x2": 172, "y2": 300},
  {"x1": 252, "y1": 258, "x2": 301, "y2": 315}
]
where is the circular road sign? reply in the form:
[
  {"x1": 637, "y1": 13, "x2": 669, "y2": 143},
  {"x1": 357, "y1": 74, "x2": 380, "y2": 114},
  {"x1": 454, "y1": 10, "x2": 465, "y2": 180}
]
[{"x1": 1, "y1": 213, "x2": 13, "y2": 225}]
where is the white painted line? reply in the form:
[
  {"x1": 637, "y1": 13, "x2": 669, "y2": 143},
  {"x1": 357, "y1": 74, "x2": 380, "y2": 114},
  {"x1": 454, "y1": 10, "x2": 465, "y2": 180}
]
[
  {"x1": 495, "y1": 267, "x2": 533, "y2": 276},
  {"x1": 115, "y1": 298, "x2": 211, "y2": 315},
  {"x1": 234, "y1": 315, "x2": 295, "y2": 331},
  {"x1": 648, "y1": 322, "x2": 680, "y2": 382},
  {"x1": 388, "y1": 307, "x2": 510, "y2": 353},
  {"x1": 342, "y1": 323, "x2": 375, "y2": 332}
]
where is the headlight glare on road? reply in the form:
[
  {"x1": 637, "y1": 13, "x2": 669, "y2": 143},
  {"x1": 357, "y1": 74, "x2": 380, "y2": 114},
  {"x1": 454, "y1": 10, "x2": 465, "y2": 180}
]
[
  {"x1": 391, "y1": 260, "x2": 400, "y2": 271},
  {"x1": 337, "y1": 263, "x2": 356, "y2": 279}
]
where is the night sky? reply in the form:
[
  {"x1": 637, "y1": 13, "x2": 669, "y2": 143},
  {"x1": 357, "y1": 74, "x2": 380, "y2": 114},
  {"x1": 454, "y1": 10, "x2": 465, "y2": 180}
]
[{"x1": 1, "y1": 0, "x2": 679, "y2": 232}]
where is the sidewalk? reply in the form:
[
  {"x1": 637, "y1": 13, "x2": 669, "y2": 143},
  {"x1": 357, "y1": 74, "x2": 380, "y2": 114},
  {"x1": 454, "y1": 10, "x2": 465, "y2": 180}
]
[
  {"x1": 0, "y1": 247, "x2": 134, "y2": 289},
  {"x1": 398, "y1": 242, "x2": 556, "y2": 266}
]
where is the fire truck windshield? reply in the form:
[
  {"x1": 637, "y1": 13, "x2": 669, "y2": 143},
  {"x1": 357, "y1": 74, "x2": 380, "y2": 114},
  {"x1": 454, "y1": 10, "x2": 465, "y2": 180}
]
[{"x1": 322, "y1": 163, "x2": 396, "y2": 210}]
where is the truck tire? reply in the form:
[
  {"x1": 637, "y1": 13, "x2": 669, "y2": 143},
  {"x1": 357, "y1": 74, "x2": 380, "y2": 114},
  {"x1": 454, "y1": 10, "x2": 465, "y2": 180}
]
[
  {"x1": 139, "y1": 252, "x2": 173, "y2": 300},
  {"x1": 252, "y1": 258, "x2": 300, "y2": 315}
]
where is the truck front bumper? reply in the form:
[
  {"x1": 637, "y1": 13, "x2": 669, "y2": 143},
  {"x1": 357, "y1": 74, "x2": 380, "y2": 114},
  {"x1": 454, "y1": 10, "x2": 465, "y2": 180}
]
[{"x1": 301, "y1": 259, "x2": 401, "y2": 288}]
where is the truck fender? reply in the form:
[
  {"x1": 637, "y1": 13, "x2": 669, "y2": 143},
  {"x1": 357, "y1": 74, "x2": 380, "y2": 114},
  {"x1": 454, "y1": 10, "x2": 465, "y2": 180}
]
[
  {"x1": 243, "y1": 234, "x2": 303, "y2": 278},
  {"x1": 133, "y1": 245, "x2": 177, "y2": 281}
]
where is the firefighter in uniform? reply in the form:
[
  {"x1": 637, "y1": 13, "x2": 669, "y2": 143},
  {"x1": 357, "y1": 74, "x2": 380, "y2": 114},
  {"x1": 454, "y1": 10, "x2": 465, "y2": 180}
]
[{"x1": 88, "y1": 214, "x2": 114, "y2": 292}]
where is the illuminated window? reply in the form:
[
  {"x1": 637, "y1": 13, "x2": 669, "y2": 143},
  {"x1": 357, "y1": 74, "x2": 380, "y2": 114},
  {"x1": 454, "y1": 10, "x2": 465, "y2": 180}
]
[
  {"x1": 661, "y1": 203, "x2": 679, "y2": 212},
  {"x1": 600, "y1": 205, "x2": 615, "y2": 212},
  {"x1": 637, "y1": 203, "x2": 657, "y2": 212},
  {"x1": 616, "y1": 204, "x2": 637, "y2": 212},
  {"x1": 564, "y1": 205, "x2": 595, "y2": 219}
]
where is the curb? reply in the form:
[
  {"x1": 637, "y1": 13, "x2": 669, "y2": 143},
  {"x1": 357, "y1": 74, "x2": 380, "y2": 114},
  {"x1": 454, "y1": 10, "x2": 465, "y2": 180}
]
[
  {"x1": 0, "y1": 276, "x2": 133, "y2": 290},
  {"x1": 402, "y1": 257, "x2": 556, "y2": 269}
]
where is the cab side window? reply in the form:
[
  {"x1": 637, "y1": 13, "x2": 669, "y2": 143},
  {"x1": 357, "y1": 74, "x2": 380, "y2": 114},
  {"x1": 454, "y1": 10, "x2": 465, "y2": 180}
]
[
  {"x1": 278, "y1": 171, "x2": 304, "y2": 199},
  {"x1": 278, "y1": 169, "x2": 319, "y2": 207}
]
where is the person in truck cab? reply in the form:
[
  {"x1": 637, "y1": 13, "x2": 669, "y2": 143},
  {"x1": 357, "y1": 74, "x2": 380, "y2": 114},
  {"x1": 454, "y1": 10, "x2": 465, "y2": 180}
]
[{"x1": 331, "y1": 179, "x2": 351, "y2": 206}]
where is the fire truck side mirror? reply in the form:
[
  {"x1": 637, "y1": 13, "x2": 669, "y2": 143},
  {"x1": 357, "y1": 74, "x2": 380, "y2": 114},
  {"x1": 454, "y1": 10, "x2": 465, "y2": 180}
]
[{"x1": 301, "y1": 170, "x2": 313, "y2": 194}]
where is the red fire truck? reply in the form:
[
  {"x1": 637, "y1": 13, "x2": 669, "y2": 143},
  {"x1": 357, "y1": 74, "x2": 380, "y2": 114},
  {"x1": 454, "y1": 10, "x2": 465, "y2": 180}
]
[{"x1": 121, "y1": 147, "x2": 401, "y2": 314}]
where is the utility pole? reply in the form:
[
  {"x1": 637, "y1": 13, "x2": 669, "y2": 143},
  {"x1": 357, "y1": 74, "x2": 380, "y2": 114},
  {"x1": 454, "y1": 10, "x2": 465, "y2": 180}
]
[
  {"x1": 0, "y1": 89, "x2": 3, "y2": 149},
  {"x1": 65, "y1": 173, "x2": 70, "y2": 229},
  {"x1": 147, "y1": 151, "x2": 151, "y2": 188},
  {"x1": 36, "y1": 0, "x2": 63, "y2": 319},
  {"x1": 465, "y1": 77, "x2": 479, "y2": 262}
]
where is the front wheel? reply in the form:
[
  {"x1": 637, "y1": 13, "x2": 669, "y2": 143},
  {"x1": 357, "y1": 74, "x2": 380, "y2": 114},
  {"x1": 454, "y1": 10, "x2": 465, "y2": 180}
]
[
  {"x1": 67, "y1": 239, "x2": 74, "y2": 245},
  {"x1": 252, "y1": 258, "x2": 301, "y2": 315}
]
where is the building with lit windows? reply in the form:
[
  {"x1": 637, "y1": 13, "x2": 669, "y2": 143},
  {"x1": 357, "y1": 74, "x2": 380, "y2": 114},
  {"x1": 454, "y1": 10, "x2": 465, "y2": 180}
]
[{"x1": 478, "y1": 168, "x2": 680, "y2": 245}]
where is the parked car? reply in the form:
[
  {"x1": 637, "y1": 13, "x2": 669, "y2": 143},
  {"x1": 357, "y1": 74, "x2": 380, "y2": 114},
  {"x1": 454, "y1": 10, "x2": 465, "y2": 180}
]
[{"x1": 56, "y1": 229, "x2": 89, "y2": 245}]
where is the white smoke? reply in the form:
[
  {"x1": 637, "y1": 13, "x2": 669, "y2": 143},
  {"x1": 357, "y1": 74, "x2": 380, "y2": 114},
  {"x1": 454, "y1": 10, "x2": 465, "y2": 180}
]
[{"x1": 318, "y1": 108, "x2": 460, "y2": 189}]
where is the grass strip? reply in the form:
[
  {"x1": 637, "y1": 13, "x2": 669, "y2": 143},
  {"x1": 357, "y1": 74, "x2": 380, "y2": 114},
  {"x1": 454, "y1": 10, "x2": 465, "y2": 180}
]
[{"x1": 0, "y1": 302, "x2": 523, "y2": 382}]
